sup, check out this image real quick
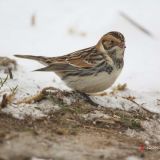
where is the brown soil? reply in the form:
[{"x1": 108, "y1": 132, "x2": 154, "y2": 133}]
[{"x1": 0, "y1": 98, "x2": 160, "y2": 160}]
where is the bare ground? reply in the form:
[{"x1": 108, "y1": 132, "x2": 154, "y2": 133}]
[{"x1": 0, "y1": 96, "x2": 160, "y2": 160}]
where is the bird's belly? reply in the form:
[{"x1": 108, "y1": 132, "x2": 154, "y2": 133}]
[{"x1": 64, "y1": 68, "x2": 122, "y2": 93}]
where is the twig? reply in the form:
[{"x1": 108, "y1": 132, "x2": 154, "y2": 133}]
[
  {"x1": 8, "y1": 68, "x2": 13, "y2": 79},
  {"x1": 9, "y1": 85, "x2": 18, "y2": 94},
  {"x1": 0, "y1": 75, "x2": 8, "y2": 89},
  {"x1": 122, "y1": 96, "x2": 154, "y2": 114},
  {"x1": 119, "y1": 11, "x2": 154, "y2": 38},
  {"x1": 16, "y1": 87, "x2": 98, "y2": 107},
  {"x1": 0, "y1": 92, "x2": 16, "y2": 109},
  {"x1": 0, "y1": 94, "x2": 8, "y2": 108},
  {"x1": 16, "y1": 91, "x2": 44, "y2": 104},
  {"x1": 16, "y1": 87, "x2": 58, "y2": 104},
  {"x1": 122, "y1": 96, "x2": 139, "y2": 105}
]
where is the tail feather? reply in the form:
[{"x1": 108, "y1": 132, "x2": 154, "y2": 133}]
[
  {"x1": 15, "y1": 54, "x2": 78, "y2": 73},
  {"x1": 14, "y1": 54, "x2": 46, "y2": 61},
  {"x1": 14, "y1": 54, "x2": 48, "y2": 65}
]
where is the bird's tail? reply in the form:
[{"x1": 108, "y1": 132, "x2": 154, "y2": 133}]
[
  {"x1": 14, "y1": 54, "x2": 49, "y2": 65},
  {"x1": 14, "y1": 54, "x2": 78, "y2": 76}
]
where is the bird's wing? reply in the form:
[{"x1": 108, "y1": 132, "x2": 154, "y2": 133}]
[
  {"x1": 15, "y1": 47, "x2": 105, "y2": 72},
  {"x1": 34, "y1": 47, "x2": 106, "y2": 72},
  {"x1": 52, "y1": 46, "x2": 105, "y2": 69},
  {"x1": 34, "y1": 63, "x2": 79, "y2": 72}
]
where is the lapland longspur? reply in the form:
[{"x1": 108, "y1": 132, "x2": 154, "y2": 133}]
[{"x1": 15, "y1": 31, "x2": 126, "y2": 93}]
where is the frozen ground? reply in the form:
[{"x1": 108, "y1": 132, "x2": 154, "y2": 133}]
[
  {"x1": 0, "y1": 1, "x2": 160, "y2": 159},
  {"x1": 0, "y1": 0, "x2": 160, "y2": 90},
  {"x1": 1, "y1": 0, "x2": 160, "y2": 117}
]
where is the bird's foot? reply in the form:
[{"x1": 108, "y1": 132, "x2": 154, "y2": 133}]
[{"x1": 73, "y1": 91, "x2": 99, "y2": 107}]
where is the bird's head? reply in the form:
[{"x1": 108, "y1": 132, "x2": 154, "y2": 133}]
[{"x1": 96, "y1": 31, "x2": 126, "y2": 58}]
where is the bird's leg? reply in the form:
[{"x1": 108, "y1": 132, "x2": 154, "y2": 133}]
[{"x1": 74, "y1": 91, "x2": 99, "y2": 107}]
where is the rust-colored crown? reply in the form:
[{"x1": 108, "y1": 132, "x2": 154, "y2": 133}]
[{"x1": 106, "y1": 31, "x2": 125, "y2": 42}]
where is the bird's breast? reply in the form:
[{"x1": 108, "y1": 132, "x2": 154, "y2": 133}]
[{"x1": 64, "y1": 67, "x2": 122, "y2": 93}]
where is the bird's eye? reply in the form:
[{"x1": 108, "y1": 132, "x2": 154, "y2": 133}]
[{"x1": 110, "y1": 40, "x2": 114, "y2": 44}]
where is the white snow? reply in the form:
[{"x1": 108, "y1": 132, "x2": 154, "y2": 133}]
[
  {"x1": 0, "y1": 0, "x2": 160, "y2": 118},
  {"x1": 91, "y1": 89, "x2": 160, "y2": 113},
  {"x1": 0, "y1": 68, "x2": 60, "y2": 119}
]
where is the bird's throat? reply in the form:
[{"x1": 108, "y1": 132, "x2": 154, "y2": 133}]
[{"x1": 113, "y1": 57, "x2": 124, "y2": 69}]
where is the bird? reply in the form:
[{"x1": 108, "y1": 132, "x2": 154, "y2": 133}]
[{"x1": 14, "y1": 31, "x2": 126, "y2": 94}]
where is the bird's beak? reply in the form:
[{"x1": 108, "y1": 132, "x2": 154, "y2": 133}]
[{"x1": 119, "y1": 43, "x2": 126, "y2": 49}]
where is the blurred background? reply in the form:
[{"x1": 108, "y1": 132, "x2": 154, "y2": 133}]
[{"x1": 0, "y1": 0, "x2": 160, "y2": 92}]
